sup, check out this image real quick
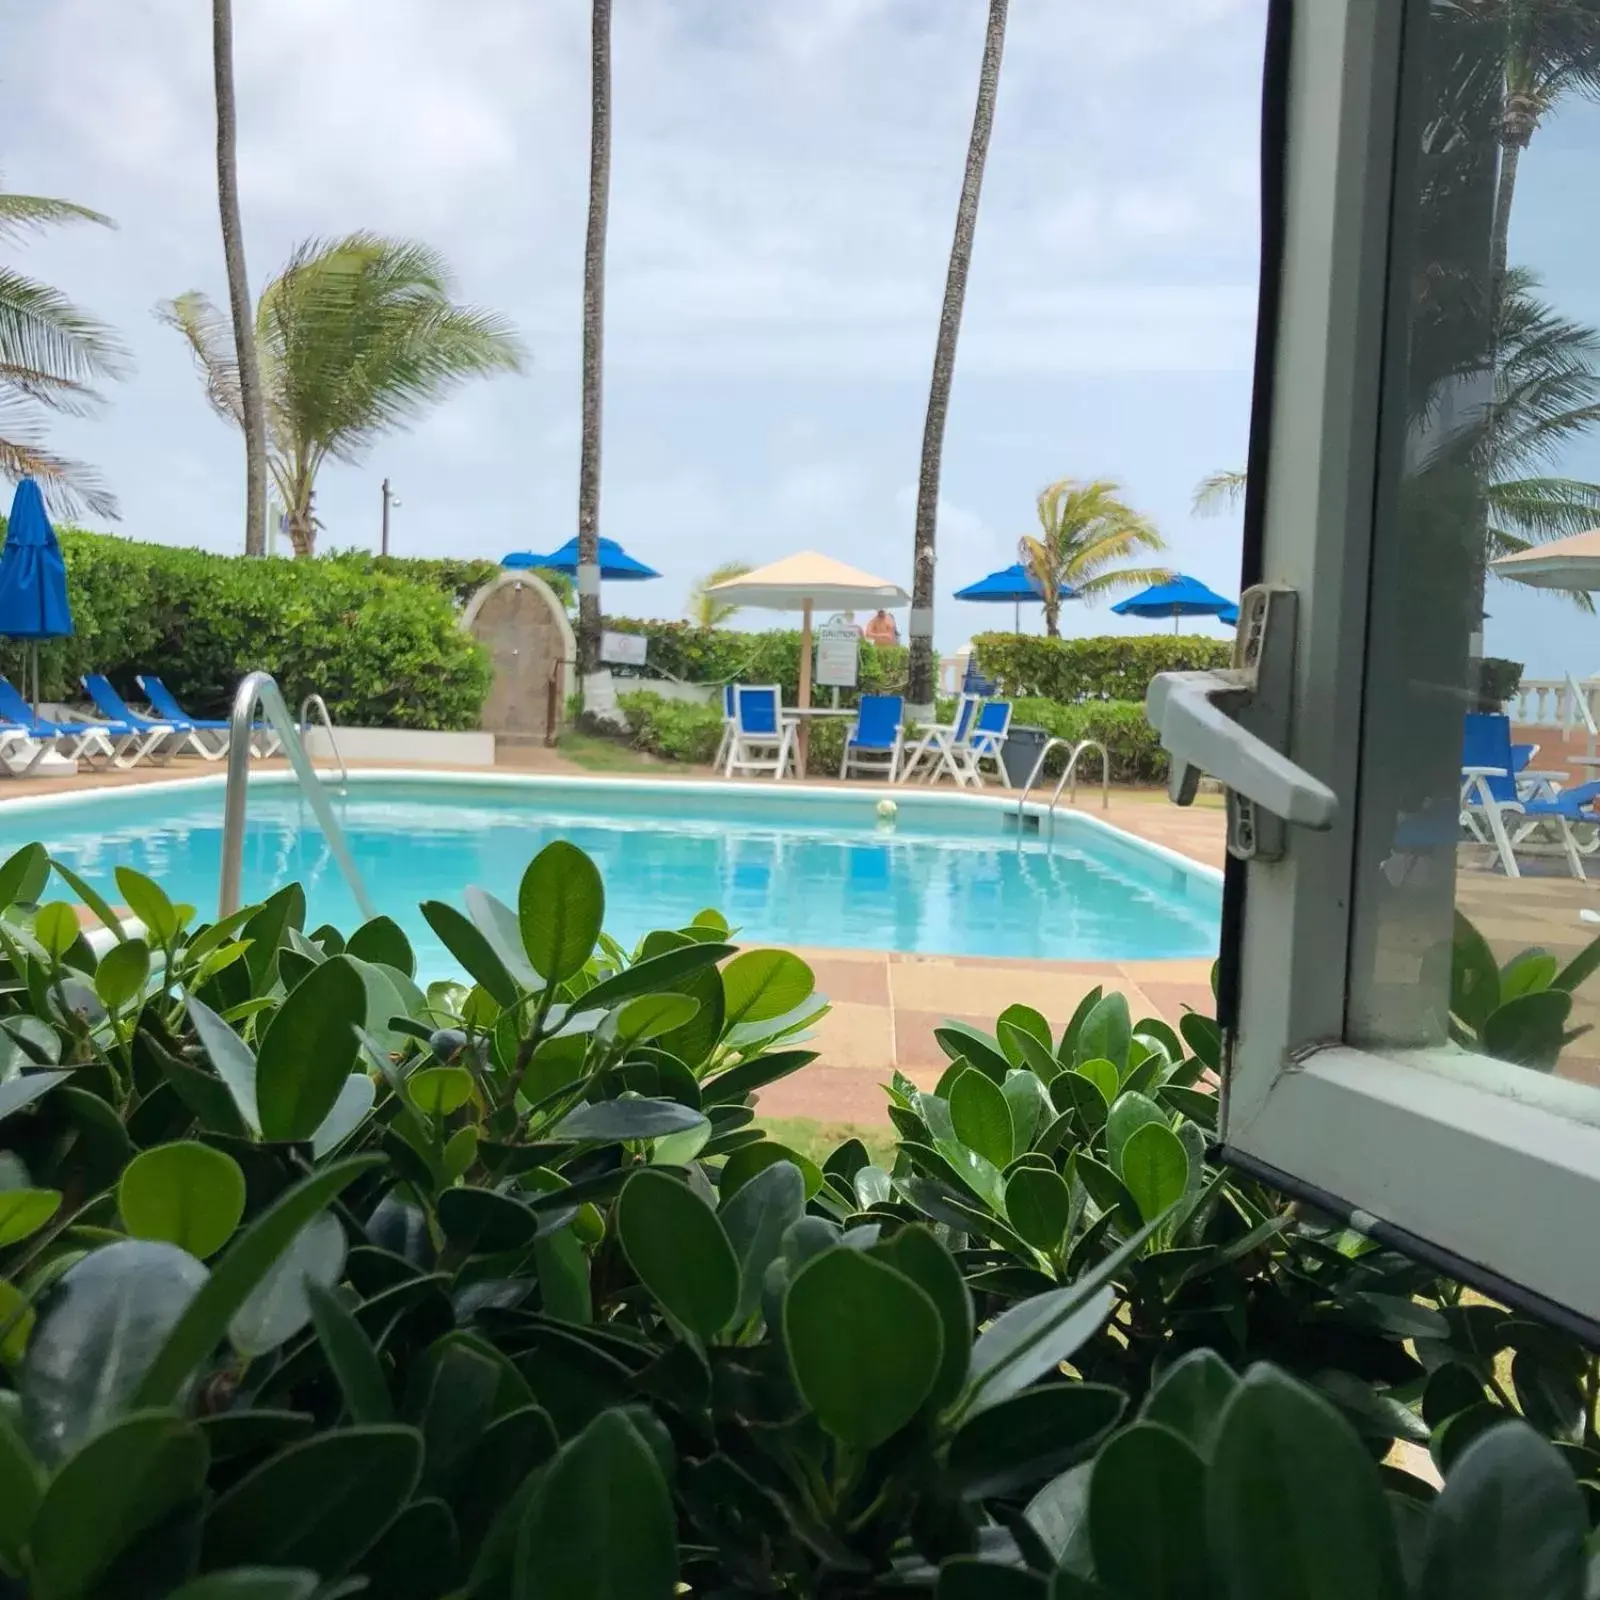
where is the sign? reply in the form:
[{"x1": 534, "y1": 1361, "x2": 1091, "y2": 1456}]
[
  {"x1": 600, "y1": 630, "x2": 648, "y2": 667},
  {"x1": 814, "y1": 620, "x2": 860, "y2": 689}
]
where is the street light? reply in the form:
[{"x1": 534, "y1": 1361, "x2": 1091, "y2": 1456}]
[{"x1": 381, "y1": 477, "x2": 402, "y2": 556}]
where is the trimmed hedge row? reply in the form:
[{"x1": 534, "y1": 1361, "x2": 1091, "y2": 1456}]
[
  {"x1": 0, "y1": 531, "x2": 493, "y2": 730},
  {"x1": 974, "y1": 632, "x2": 1230, "y2": 702},
  {"x1": 603, "y1": 617, "x2": 908, "y2": 703}
]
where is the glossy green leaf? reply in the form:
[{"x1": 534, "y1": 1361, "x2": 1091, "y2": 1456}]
[
  {"x1": 409, "y1": 1065, "x2": 474, "y2": 1116},
  {"x1": 185, "y1": 996, "x2": 261, "y2": 1134},
  {"x1": 613, "y1": 992, "x2": 699, "y2": 1044},
  {"x1": 997, "y1": 1002, "x2": 1054, "y2": 1060},
  {"x1": 698, "y1": 1047, "x2": 817, "y2": 1106},
  {"x1": 1119, "y1": 1122, "x2": 1189, "y2": 1225},
  {"x1": 133, "y1": 1156, "x2": 379, "y2": 1409},
  {"x1": 1499, "y1": 949, "x2": 1557, "y2": 1000},
  {"x1": 949, "y1": 1383, "x2": 1125, "y2": 1498},
  {"x1": 575, "y1": 941, "x2": 735, "y2": 1016},
  {"x1": 0, "y1": 842, "x2": 50, "y2": 908},
  {"x1": 1178, "y1": 1010, "x2": 1221, "y2": 1071},
  {"x1": 1452, "y1": 911, "x2": 1502, "y2": 1031},
  {"x1": 203, "y1": 1425, "x2": 424, "y2": 1579},
  {"x1": 1075, "y1": 1154, "x2": 1143, "y2": 1230},
  {"x1": 721, "y1": 949, "x2": 815, "y2": 1027},
  {"x1": 719, "y1": 1159, "x2": 807, "y2": 1330},
  {"x1": 229, "y1": 1212, "x2": 347, "y2": 1357},
  {"x1": 118, "y1": 1142, "x2": 245, "y2": 1259},
  {"x1": 534, "y1": 1226, "x2": 592, "y2": 1324},
  {"x1": 1053, "y1": 1068, "x2": 1111, "y2": 1132},
  {"x1": 1482, "y1": 990, "x2": 1572, "y2": 1070},
  {"x1": 1208, "y1": 1365, "x2": 1405, "y2": 1600},
  {"x1": 1105, "y1": 1091, "x2": 1168, "y2": 1173},
  {"x1": 438, "y1": 1186, "x2": 541, "y2": 1253},
  {"x1": 311, "y1": 1073, "x2": 376, "y2": 1158},
  {"x1": 1089, "y1": 1421, "x2": 1208, "y2": 1599},
  {"x1": 255, "y1": 954, "x2": 365, "y2": 1141},
  {"x1": 617, "y1": 1171, "x2": 738, "y2": 1339},
  {"x1": 1417, "y1": 1421, "x2": 1586, "y2": 1599},
  {"x1": 1005, "y1": 1166, "x2": 1072, "y2": 1253},
  {"x1": 0, "y1": 1404, "x2": 41, "y2": 1572},
  {"x1": 30, "y1": 1409, "x2": 207, "y2": 1600},
  {"x1": 550, "y1": 1097, "x2": 705, "y2": 1142},
  {"x1": 420, "y1": 899, "x2": 519, "y2": 1006},
  {"x1": 1075, "y1": 992, "x2": 1131, "y2": 1071},
  {"x1": 785, "y1": 1247, "x2": 943, "y2": 1448},
  {"x1": 949, "y1": 1067, "x2": 1016, "y2": 1169},
  {"x1": 306, "y1": 1280, "x2": 392, "y2": 1424},
  {"x1": 514, "y1": 1409, "x2": 677, "y2": 1600},
  {"x1": 164, "y1": 1576, "x2": 321, "y2": 1600},
  {"x1": 1141, "y1": 1348, "x2": 1240, "y2": 1458},
  {"x1": 115, "y1": 867, "x2": 183, "y2": 944},
  {"x1": 518, "y1": 841, "x2": 605, "y2": 982},
  {"x1": 872, "y1": 1224, "x2": 973, "y2": 1411},
  {"x1": 0, "y1": 1187, "x2": 59, "y2": 1247},
  {"x1": 1002, "y1": 1068, "x2": 1049, "y2": 1146},
  {"x1": 935, "y1": 1022, "x2": 1012, "y2": 1082},
  {"x1": 344, "y1": 914, "x2": 415, "y2": 977},
  {"x1": 0, "y1": 1070, "x2": 70, "y2": 1126},
  {"x1": 93, "y1": 937, "x2": 150, "y2": 1012},
  {"x1": 719, "y1": 1138, "x2": 824, "y2": 1200},
  {"x1": 33, "y1": 902, "x2": 79, "y2": 962},
  {"x1": 21, "y1": 1239, "x2": 208, "y2": 1466}
]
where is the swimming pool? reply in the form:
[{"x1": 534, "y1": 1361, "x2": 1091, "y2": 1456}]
[{"x1": 0, "y1": 775, "x2": 1220, "y2": 970}]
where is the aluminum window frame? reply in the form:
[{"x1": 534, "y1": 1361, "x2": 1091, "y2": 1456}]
[{"x1": 1218, "y1": 0, "x2": 1600, "y2": 1328}]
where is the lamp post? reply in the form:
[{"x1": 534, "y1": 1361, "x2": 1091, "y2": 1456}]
[{"x1": 380, "y1": 477, "x2": 400, "y2": 556}]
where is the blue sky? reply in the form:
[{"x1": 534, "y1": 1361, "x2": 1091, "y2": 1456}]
[{"x1": 6, "y1": 0, "x2": 1595, "y2": 668}]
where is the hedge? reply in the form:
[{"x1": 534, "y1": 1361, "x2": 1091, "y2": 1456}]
[
  {"x1": 973, "y1": 632, "x2": 1230, "y2": 702},
  {"x1": 0, "y1": 531, "x2": 493, "y2": 730},
  {"x1": 603, "y1": 617, "x2": 907, "y2": 703}
]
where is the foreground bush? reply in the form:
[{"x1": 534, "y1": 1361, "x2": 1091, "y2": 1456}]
[
  {"x1": 0, "y1": 841, "x2": 1594, "y2": 1596},
  {"x1": 0, "y1": 531, "x2": 494, "y2": 730},
  {"x1": 975, "y1": 632, "x2": 1231, "y2": 702}
]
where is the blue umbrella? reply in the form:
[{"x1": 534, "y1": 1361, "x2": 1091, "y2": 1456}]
[
  {"x1": 1218, "y1": 602, "x2": 1240, "y2": 627},
  {"x1": 954, "y1": 561, "x2": 1076, "y2": 631},
  {"x1": 501, "y1": 536, "x2": 660, "y2": 582},
  {"x1": 0, "y1": 479, "x2": 74, "y2": 710},
  {"x1": 1111, "y1": 574, "x2": 1236, "y2": 634}
]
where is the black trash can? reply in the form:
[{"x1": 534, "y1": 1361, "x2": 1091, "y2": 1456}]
[{"x1": 1001, "y1": 724, "x2": 1049, "y2": 789}]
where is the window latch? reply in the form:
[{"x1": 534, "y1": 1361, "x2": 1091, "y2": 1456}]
[{"x1": 1145, "y1": 583, "x2": 1337, "y2": 861}]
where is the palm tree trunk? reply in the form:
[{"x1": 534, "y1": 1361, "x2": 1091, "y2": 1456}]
[
  {"x1": 907, "y1": 0, "x2": 1008, "y2": 716},
  {"x1": 577, "y1": 0, "x2": 612, "y2": 690},
  {"x1": 1489, "y1": 134, "x2": 1521, "y2": 293},
  {"x1": 211, "y1": 0, "x2": 268, "y2": 559}
]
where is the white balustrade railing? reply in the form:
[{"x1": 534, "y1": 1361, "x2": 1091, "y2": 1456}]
[{"x1": 1509, "y1": 675, "x2": 1600, "y2": 734}]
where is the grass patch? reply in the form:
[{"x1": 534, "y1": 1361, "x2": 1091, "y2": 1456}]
[
  {"x1": 757, "y1": 1117, "x2": 896, "y2": 1170},
  {"x1": 557, "y1": 730, "x2": 666, "y2": 774}
]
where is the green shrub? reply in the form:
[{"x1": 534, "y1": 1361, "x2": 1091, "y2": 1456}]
[
  {"x1": 1009, "y1": 697, "x2": 1167, "y2": 783},
  {"x1": 618, "y1": 690, "x2": 724, "y2": 764},
  {"x1": 0, "y1": 531, "x2": 493, "y2": 730},
  {"x1": 322, "y1": 547, "x2": 502, "y2": 606},
  {"x1": 975, "y1": 631, "x2": 1231, "y2": 701},
  {"x1": 0, "y1": 841, "x2": 1594, "y2": 1597}
]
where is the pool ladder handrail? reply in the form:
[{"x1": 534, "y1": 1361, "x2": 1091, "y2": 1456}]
[
  {"x1": 220, "y1": 671, "x2": 377, "y2": 921},
  {"x1": 1016, "y1": 737, "x2": 1111, "y2": 828},
  {"x1": 299, "y1": 692, "x2": 349, "y2": 789}
]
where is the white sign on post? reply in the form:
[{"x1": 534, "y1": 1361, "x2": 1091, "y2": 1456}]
[
  {"x1": 600, "y1": 630, "x2": 648, "y2": 667},
  {"x1": 814, "y1": 621, "x2": 860, "y2": 690}
]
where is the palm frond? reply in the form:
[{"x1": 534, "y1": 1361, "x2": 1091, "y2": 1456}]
[
  {"x1": 0, "y1": 395, "x2": 119, "y2": 520},
  {"x1": 1192, "y1": 469, "x2": 1247, "y2": 516},
  {"x1": 155, "y1": 291, "x2": 245, "y2": 427},
  {"x1": 0, "y1": 191, "x2": 114, "y2": 243},
  {"x1": 0, "y1": 267, "x2": 128, "y2": 390},
  {"x1": 688, "y1": 562, "x2": 752, "y2": 628},
  {"x1": 1071, "y1": 564, "x2": 1178, "y2": 600}
]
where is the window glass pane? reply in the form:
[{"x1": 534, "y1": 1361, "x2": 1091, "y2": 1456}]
[{"x1": 1350, "y1": 0, "x2": 1600, "y2": 1100}]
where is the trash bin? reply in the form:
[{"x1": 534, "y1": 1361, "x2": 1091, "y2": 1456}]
[{"x1": 1001, "y1": 724, "x2": 1049, "y2": 789}]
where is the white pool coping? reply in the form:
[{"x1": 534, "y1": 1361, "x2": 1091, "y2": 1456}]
[{"x1": 0, "y1": 768, "x2": 1224, "y2": 890}]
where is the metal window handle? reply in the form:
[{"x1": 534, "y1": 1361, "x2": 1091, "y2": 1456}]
[{"x1": 1145, "y1": 584, "x2": 1337, "y2": 861}]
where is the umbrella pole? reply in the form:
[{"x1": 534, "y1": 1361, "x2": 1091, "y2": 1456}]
[
  {"x1": 796, "y1": 600, "x2": 813, "y2": 776},
  {"x1": 1014, "y1": 600, "x2": 1020, "y2": 632},
  {"x1": 30, "y1": 641, "x2": 38, "y2": 717}
]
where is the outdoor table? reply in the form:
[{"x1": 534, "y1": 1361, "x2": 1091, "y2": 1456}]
[{"x1": 781, "y1": 705, "x2": 856, "y2": 775}]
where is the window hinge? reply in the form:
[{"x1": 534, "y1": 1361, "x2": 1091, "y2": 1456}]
[{"x1": 1145, "y1": 583, "x2": 1337, "y2": 862}]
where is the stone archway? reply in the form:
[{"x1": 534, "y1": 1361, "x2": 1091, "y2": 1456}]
[{"x1": 462, "y1": 570, "x2": 575, "y2": 745}]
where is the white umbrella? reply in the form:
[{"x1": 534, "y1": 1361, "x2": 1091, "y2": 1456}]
[
  {"x1": 1493, "y1": 528, "x2": 1600, "y2": 590},
  {"x1": 708, "y1": 552, "x2": 910, "y2": 763}
]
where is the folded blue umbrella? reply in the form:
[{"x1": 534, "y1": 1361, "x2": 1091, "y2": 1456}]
[
  {"x1": 0, "y1": 479, "x2": 74, "y2": 710},
  {"x1": 501, "y1": 536, "x2": 660, "y2": 582}
]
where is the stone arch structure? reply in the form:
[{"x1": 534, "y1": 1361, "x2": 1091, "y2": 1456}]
[{"x1": 462, "y1": 570, "x2": 575, "y2": 744}]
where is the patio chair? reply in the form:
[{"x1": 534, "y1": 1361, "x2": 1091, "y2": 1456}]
[
  {"x1": 1461, "y1": 711, "x2": 1600, "y2": 879},
  {"x1": 0, "y1": 678, "x2": 122, "y2": 770},
  {"x1": 724, "y1": 685, "x2": 798, "y2": 780},
  {"x1": 713, "y1": 683, "x2": 739, "y2": 773},
  {"x1": 953, "y1": 699, "x2": 1014, "y2": 788},
  {"x1": 840, "y1": 694, "x2": 905, "y2": 782},
  {"x1": 901, "y1": 694, "x2": 978, "y2": 785},
  {"x1": 133, "y1": 674, "x2": 237, "y2": 760},
  {"x1": 79, "y1": 675, "x2": 186, "y2": 766}
]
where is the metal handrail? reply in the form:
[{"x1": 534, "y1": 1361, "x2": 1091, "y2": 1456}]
[
  {"x1": 220, "y1": 672, "x2": 376, "y2": 920},
  {"x1": 1016, "y1": 737, "x2": 1076, "y2": 818},
  {"x1": 299, "y1": 693, "x2": 349, "y2": 787},
  {"x1": 1015, "y1": 736, "x2": 1111, "y2": 828}
]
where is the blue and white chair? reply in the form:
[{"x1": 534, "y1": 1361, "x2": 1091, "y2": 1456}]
[
  {"x1": 0, "y1": 678, "x2": 122, "y2": 770},
  {"x1": 901, "y1": 694, "x2": 978, "y2": 784},
  {"x1": 81, "y1": 674, "x2": 188, "y2": 766},
  {"x1": 1461, "y1": 711, "x2": 1600, "y2": 879},
  {"x1": 954, "y1": 699, "x2": 1014, "y2": 788},
  {"x1": 724, "y1": 685, "x2": 798, "y2": 780},
  {"x1": 840, "y1": 694, "x2": 905, "y2": 782},
  {"x1": 713, "y1": 683, "x2": 739, "y2": 773},
  {"x1": 135, "y1": 674, "x2": 240, "y2": 759}
]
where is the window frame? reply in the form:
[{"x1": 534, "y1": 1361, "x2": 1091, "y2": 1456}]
[{"x1": 1217, "y1": 0, "x2": 1600, "y2": 1328}]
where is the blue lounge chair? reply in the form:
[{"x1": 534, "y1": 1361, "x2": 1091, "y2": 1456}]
[
  {"x1": 79, "y1": 675, "x2": 188, "y2": 765},
  {"x1": 133, "y1": 674, "x2": 239, "y2": 759},
  {"x1": 724, "y1": 685, "x2": 797, "y2": 780},
  {"x1": 1461, "y1": 711, "x2": 1600, "y2": 879},
  {"x1": 840, "y1": 695, "x2": 905, "y2": 782},
  {"x1": 0, "y1": 677, "x2": 125, "y2": 770},
  {"x1": 901, "y1": 694, "x2": 979, "y2": 784}
]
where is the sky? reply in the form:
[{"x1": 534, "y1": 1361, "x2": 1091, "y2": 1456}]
[
  {"x1": 5, "y1": 0, "x2": 1263, "y2": 653},
  {"x1": 7, "y1": 0, "x2": 1597, "y2": 671}
]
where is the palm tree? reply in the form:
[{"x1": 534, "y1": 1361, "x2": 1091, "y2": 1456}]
[
  {"x1": 907, "y1": 0, "x2": 1009, "y2": 713},
  {"x1": 687, "y1": 561, "x2": 751, "y2": 628},
  {"x1": 160, "y1": 234, "x2": 525, "y2": 557},
  {"x1": 1018, "y1": 478, "x2": 1171, "y2": 637},
  {"x1": 1192, "y1": 470, "x2": 1246, "y2": 516},
  {"x1": 210, "y1": 0, "x2": 268, "y2": 557},
  {"x1": 577, "y1": 0, "x2": 612, "y2": 690},
  {"x1": 0, "y1": 181, "x2": 127, "y2": 519}
]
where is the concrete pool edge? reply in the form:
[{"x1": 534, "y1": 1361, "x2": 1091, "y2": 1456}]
[{"x1": 0, "y1": 765, "x2": 1224, "y2": 891}]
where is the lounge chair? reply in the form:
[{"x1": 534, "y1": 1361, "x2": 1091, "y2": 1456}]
[
  {"x1": 713, "y1": 683, "x2": 738, "y2": 773},
  {"x1": 724, "y1": 685, "x2": 798, "y2": 780},
  {"x1": 132, "y1": 674, "x2": 238, "y2": 760},
  {"x1": 951, "y1": 699, "x2": 1014, "y2": 788},
  {"x1": 901, "y1": 694, "x2": 978, "y2": 784},
  {"x1": 78, "y1": 675, "x2": 186, "y2": 766},
  {"x1": 840, "y1": 694, "x2": 905, "y2": 782},
  {"x1": 0, "y1": 678, "x2": 122, "y2": 770},
  {"x1": 1461, "y1": 711, "x2": 1600, "y2": 879}
]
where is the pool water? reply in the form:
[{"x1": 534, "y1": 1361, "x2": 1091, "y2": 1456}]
[{"x1": 0, "y1": 778, "x2": 1220, "y2": 971}]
